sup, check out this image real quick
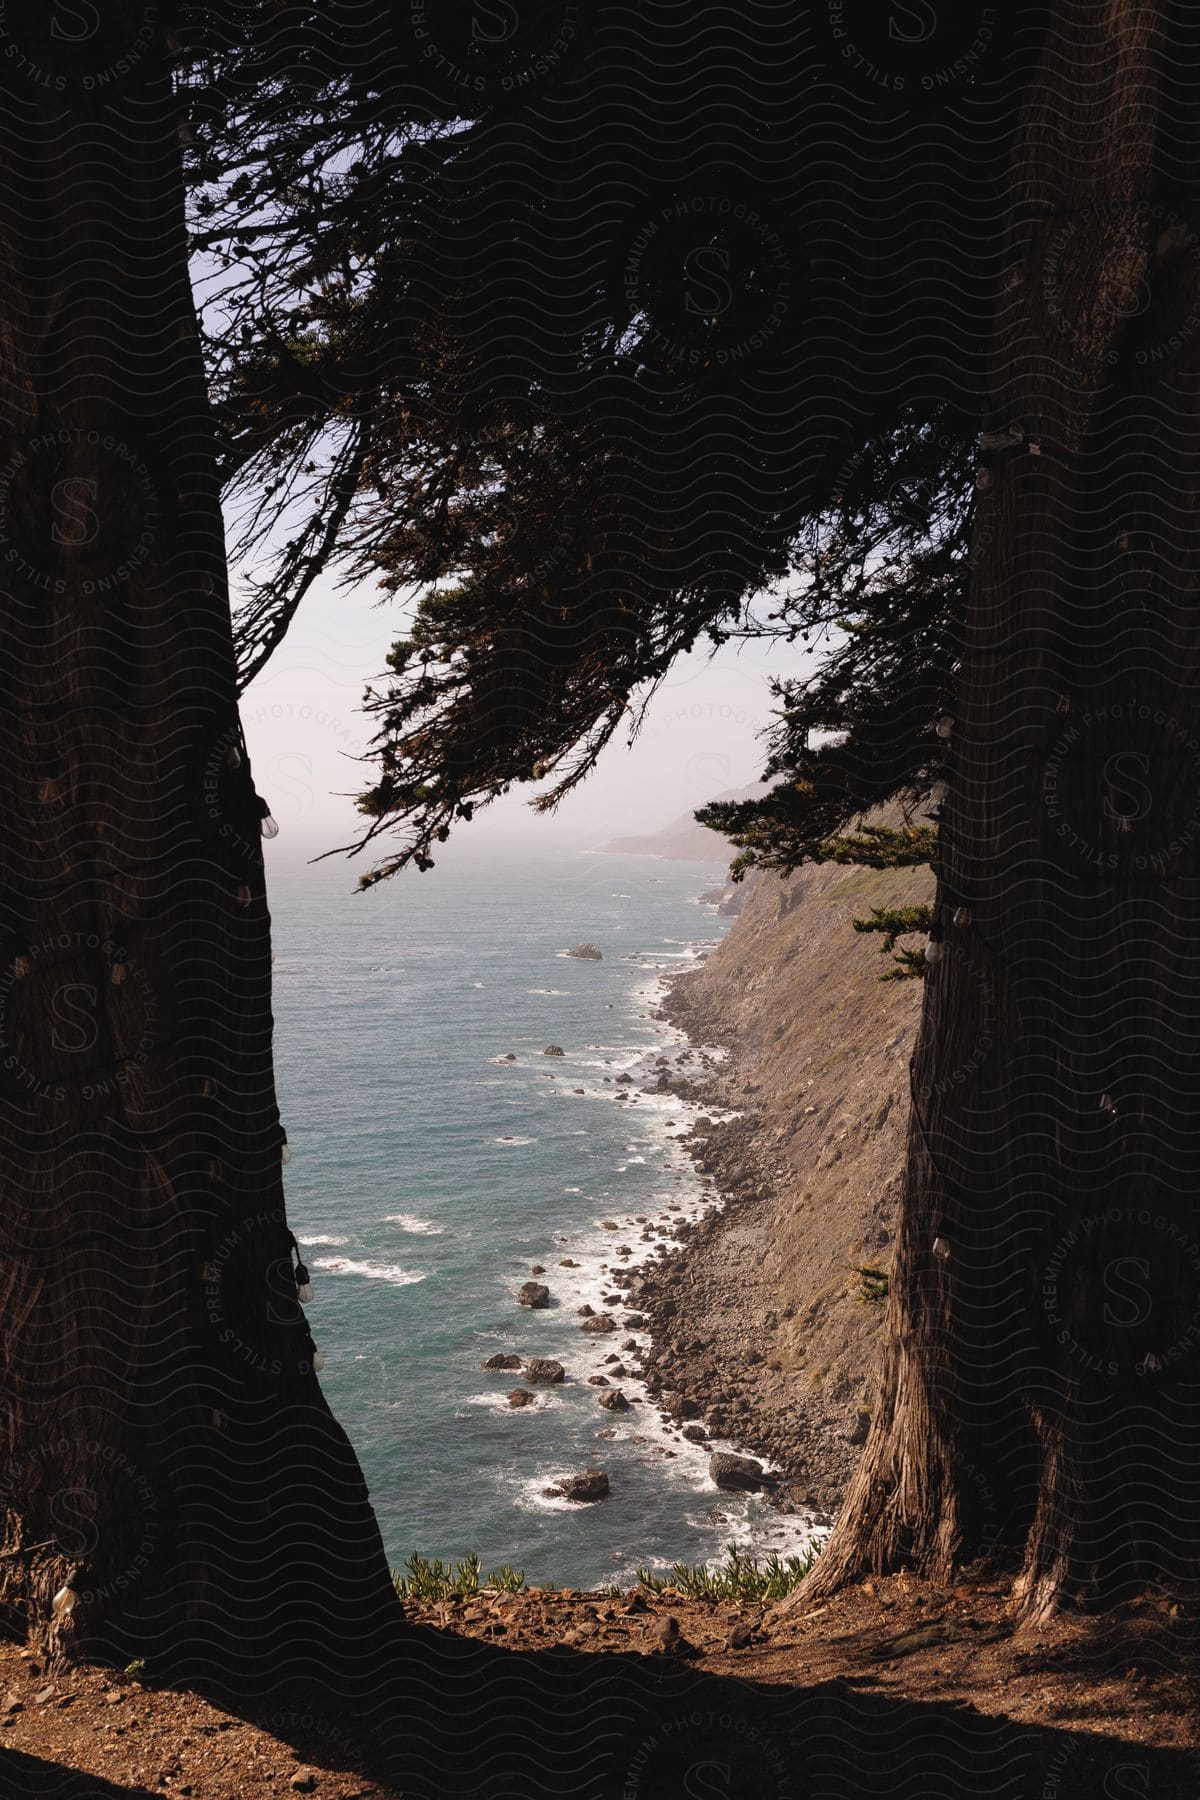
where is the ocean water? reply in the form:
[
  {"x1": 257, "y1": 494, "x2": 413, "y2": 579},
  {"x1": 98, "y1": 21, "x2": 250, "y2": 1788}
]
[{"x1": 267, "y1": 835, "x2": 817, "y2": 1590}]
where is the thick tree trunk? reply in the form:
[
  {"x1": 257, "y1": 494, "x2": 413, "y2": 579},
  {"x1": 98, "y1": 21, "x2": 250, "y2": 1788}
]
[
  {"x1": 0, "y1": 10, "x2": 400, "y2": 1682},
  {"x1": 805, "y1": 0, "x2": 1200, "y2": 1619}
]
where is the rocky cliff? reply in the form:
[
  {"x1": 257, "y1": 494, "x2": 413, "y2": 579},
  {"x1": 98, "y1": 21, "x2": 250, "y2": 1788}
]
[{"x1": 644, "y1": 849, "x2": 935, "y2": 1513}]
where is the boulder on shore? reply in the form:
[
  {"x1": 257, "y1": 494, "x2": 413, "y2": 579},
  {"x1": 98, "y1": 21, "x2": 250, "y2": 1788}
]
[
  {"x1": 543, "y1": 1045, "x2": 565, "y2": 1057},
  {"x1": 507, "y1": 1388, "x2": 535, "y2": 1408},
  {"x1": 598, "y1": 1388, "x2": 630, "y2": 1412},
  {"x1": 524, "y1": 1358, "x2": 566, "y2": 1384},
  {"x1": 518, "y1": 1280, "x2": 551, "y2": 1309},
  {"x1": 710, "y1": 1452, "x2": 765, "y2": 1493},
  {"x1": 483, "y1": 1353, "x2": 523, "y2": 1371},
  {"x1": 552, "y1": 1469, "x2": 610, "y2": 1503},
  {"x1": 566, "y1": 943, "x2": 603, "y2": 961},
  {"x1": 581, "y1": 1313, "x2": 616, "y2": 1333}
]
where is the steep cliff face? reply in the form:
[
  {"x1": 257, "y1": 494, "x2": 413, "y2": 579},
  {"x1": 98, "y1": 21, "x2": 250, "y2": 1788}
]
[{"x1": 649, "y1": 852, "x2": 935, "y2": 1511}]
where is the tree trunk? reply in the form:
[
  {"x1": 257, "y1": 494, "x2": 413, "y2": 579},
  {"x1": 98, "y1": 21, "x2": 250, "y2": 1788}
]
[
  {"x1": 0, "y1": 9, "x2": 400, "y2": 1683},
  {"x1": 805, "y1": 0, "x2": 1200, "y2": 1619}
]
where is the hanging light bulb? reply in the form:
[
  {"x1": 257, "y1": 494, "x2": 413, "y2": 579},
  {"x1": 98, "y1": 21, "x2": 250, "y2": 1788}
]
[
  {"x1": 51, "y1": 1584, "x2": 76, "y2": 1623},
  {"x1": 930, "y1": 780, "x2": 949, "y2": 805},
  {"x1": 1056, "y1": 694, "x2": 1072, "y2": 715},
  {"x1": 280, "y1": 1132, "x2": 292, "y2": 1165},
  {"x1": 295, "y1": 1261, "x2": 314, "y2": 1304},
  {"x1": 12, "y1": 953, "x2": 31, "y2": 982},
  {"x1": 935, "y1": 715, "x2": 954, "y2": 740},
  {"x1": 111, "y1": 947, "x2": 129, "y2": 988},
  {"x1": 953, "y1": 906, "x2": 972, "y2": 928},
  {"x1": 256, "y1": 795, "x2": 279, "y2": 839},
  {"x1": 932, "y1": 1235, "x2": 951, "y2": 1260},
  {"x1": 312, "y1": 1348, "x2": 326, "y2": 1373},
  {"x1": 235, "y1": 883, "x2": 252, "y2": 908},
  {"x1": 1099, "y1": 1093, "x2": 1117, "y2": 1115},
  {"x1": 924, "y1": 937, "x2": 943, "y2": 965},
  {"x1": 225, "y1": 744, "x2": 242, "y2": 771}
]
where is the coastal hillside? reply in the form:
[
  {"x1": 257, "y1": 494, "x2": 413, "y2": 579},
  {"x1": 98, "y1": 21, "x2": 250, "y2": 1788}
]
[
  {"x1": 602, "y1": 785, "x2": 759, "y2": 860},
  {"x1": 646, "y1": 846, "x2": 935, "y2": 1511}
]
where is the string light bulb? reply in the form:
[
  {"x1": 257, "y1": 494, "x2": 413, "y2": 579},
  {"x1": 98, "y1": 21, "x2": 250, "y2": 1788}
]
[
  {"x1": 51, "y1": 1584, "x2": 76, "y2": 1623},
  {"x1": 953, "y1": 906, "x2": 972, "y2": 928},
  {"x1": 235, "y1": 884, "x2": 252, "y2": 908},
  {"x1": 280, "y1": 1132, "x2": 292, "y2": 1165},
  {"x1": 225, "y1": 744, "x2": 242, "y2": 771},
  {"x1": 935, "y1": 716, "x2": 954, "y2": 740},
  {"x1": 312, "y1": 1348, "x2": 326, "y2": 1373},
  {"x1": 256, "y1": 795, "x2": 279, "y2": 839},
  {"x1": 930, "y1": 780, "x2": 948, "y2": 805},
  {"x1": 111, "y1": 947, "x2": 129, "y2": 988},
  {"x1": 932, "y1": 1235, "x2": 951, "y2": 1260},
  {"x1": 12, "y1": 954, "x2": 31, "y2": 981},
  {"x1": 295, "y1": 1261, "x2": 314, "y2": 1304}
]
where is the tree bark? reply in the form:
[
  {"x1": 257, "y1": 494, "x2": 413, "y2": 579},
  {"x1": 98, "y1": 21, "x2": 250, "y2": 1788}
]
[
  {"x1": 0, "y1": 9, "x2": 400, "y2": 1683},
  {"x1": 804, "y1": 0, "x2": 1200, "y2": 1619}
]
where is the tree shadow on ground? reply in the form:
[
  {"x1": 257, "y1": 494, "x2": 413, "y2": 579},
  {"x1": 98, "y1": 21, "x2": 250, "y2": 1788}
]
[
  {"x1": 209, "y1": 1620, "x2": 1200, "y2": 1800},
  {"x1": 0, "y1": 1749, "x2": 158, "y2": 1797}
]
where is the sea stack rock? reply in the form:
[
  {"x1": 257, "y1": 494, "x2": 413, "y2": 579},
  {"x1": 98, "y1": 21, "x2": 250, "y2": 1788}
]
[
  {"x1": 543, "y1": 1045, "x2": 565, "y2": 1057},
  {"x1": 709, "y1": 1452, "x2": 765, "y2": 1492},
  {"x1": 555, "y1": 1469, "x2": 609, "y2": 1503},
  {"x1": 483, "y1": 1353, "x2": 523, "y2": 1370},
  {"x1": 566, "y1": 943, "x2": 603, "y2": 960},
  {"x1": 523, "y1": 1358, "x2": 566, "y2": 1384},
  {"x1": 507, "y1": 1388, "x2": 535, "y2": 1408},
  {"x1": 518, "y1": 1280, "x2": 551, "y2": 1309}
]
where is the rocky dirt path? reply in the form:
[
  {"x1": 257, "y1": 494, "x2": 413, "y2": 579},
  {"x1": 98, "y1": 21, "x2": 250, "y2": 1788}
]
[{"x1": 1, "y1": 1577, "x2": 1195, "y2": 1798}]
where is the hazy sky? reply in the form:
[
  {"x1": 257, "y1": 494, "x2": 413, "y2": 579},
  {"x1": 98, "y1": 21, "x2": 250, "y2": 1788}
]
[{"x1": 240, "y1": 569, "x2": 814, "y2": 867}]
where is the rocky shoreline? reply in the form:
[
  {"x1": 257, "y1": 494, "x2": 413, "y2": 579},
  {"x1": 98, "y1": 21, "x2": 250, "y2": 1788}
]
[{"x1": 619, "y1": 852, "x2": 934, "y2": 1518}]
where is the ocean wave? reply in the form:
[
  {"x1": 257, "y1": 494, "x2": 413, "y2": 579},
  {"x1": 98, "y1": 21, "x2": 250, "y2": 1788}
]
[
  {"x1": 494, "y1": 1135, "x2": 536, "y2": 1146},
  {"x1": 468, "y1": 1391, "x2": 546, "y2": 1413},
  {"x1": 383, "y1": 1213, "x2": 445, "y2": 1236},
  {"x1": 299, "y1": 1234, "x2": 349, "y2": 1247},
  {"x1": 313, "y1": 1256, "x2": 426, "y2": 1286},
  {"x1": 512, "y1": 1475, "x2": 578, "y2": 1513}
]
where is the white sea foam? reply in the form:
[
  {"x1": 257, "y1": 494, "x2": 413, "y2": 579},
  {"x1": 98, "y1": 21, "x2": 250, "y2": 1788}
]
[
  {"x1": 313, "y1": 1256, "x2": 426, "y2": 1286},
  {"x1": 383, "y1": 1213, "x2": 445, "y2": 1235},
  {"x1": 494, "y1": 1135, "x2": 536, "y2": 1146},
  {"x1": 300, "y1": 1234, "x2": 349, "y2": 1247},
  {"x1": 468, "y1": 1390, "x2": 546, "y2": 1413}
]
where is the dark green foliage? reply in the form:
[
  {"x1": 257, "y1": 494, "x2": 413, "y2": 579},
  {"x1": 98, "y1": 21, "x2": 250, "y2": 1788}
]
[
  {"x1": 178, "y1": 5, "x2": 1030, "y2": 880},
  {"x1": 811, "y1": 825, "x2": 938, "y2": 870},
  {"x1": 853, "y1": 905, "x2": 935, "y2": 953},
  {"x1": 853, "y1": 905, "x2": 934, "y2": 980}
]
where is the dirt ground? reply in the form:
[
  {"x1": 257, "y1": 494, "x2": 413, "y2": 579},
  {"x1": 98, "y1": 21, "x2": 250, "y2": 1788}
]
[{"x1": 0, "y1": 1575, "x2": 1195, "y2": 1798}]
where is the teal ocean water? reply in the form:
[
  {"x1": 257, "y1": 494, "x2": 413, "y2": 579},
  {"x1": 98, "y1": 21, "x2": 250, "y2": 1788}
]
[{"x1": 267, "y1": 836, "x2": 814, "y2": 1590}]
